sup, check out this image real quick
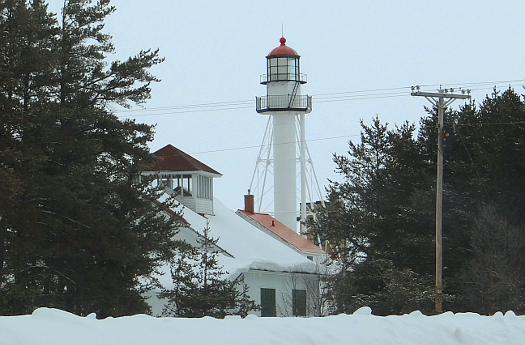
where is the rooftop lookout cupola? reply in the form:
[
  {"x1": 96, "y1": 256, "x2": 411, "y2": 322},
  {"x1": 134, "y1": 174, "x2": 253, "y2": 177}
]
[
  {"x1": 253, "y1": 37, "x2": 313, "y2": 232},
  {"x1": 141, "y1": 144, "x2": 222, "y2": 215}
]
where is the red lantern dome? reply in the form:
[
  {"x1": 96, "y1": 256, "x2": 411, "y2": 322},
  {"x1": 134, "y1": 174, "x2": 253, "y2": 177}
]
[{"x1": 267, "y1": 37, "x2": 300, "y2": 58}]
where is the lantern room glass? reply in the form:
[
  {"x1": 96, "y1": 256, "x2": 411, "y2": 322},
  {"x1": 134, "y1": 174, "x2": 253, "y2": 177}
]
[{"x1": 267, "y1": 57, "x2": 299, "y2": 82}]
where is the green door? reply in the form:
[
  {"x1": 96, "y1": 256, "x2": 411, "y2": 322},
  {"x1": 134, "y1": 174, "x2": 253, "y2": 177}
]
[
  {"x1": 260, "y1": 288, "x2": 276, "y2": 317},
  {"x1": 292, "y1": 289, "x2": 306, "y2": 316}
]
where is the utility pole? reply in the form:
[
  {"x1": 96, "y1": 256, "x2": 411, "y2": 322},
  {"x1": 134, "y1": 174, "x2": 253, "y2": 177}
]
[{"x1": 411, "y1": 86, "x2": 470, "y2": 313}]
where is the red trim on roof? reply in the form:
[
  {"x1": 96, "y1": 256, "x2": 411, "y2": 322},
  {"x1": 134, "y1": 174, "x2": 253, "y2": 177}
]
[
  {"x1": 239, "y1": 211, "x2": 325, "y2": 254},
  {"x1": 267, "y1": 36, "x2": 300, "y2": 58},
  {"x1": 144, "y1": 144, "x2": 221, "y2": 175}
]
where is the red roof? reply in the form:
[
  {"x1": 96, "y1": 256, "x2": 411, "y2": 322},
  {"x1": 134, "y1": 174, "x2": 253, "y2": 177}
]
[
  {"x1": 144, "y1": 144, "x2": 221, "y2": 175},
  {"x1": 239, "y1": 211, "x2": 324, "y2": 254},
  {"x1": 267, "y1": 37, "x2": 300, "y2": 58}
]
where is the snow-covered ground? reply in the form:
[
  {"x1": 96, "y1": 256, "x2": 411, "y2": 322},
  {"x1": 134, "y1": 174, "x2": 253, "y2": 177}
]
[{"x1": 1, "y1": 307, "x2": 524, "y2": 345}]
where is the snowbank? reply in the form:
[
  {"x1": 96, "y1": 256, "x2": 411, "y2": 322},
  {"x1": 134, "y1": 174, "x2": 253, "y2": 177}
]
[{"x1": 1, "y1": 307, "x2": 524, "y2": 345}]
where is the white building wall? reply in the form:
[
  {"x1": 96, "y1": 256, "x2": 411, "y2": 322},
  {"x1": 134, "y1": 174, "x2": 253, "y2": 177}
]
[
  {"x1": 242, "y1": 269, "x2": 320, "y2": 317},
  {"x1": 146, "y1": 268, "x2": 320, "y2": 317},
  {"x1": 174, "y1": 195, "x2": 196, "y2": 212},
  {"x1": 195, "y1": 197, "x2": 214, "y2": 215},
  {"x1": 173, "y1": 195, "x2": 213, "y2": 215}
]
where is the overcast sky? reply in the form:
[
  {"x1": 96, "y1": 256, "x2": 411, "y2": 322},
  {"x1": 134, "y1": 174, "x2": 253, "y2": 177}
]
[{"x1": 49, "y1": 0, "x2": 525, "y2": 211}]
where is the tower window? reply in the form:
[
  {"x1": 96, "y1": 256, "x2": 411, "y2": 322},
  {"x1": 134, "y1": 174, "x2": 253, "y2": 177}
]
[{"x1": 267, "y1": 57, "x2": 299, "y2": 82}]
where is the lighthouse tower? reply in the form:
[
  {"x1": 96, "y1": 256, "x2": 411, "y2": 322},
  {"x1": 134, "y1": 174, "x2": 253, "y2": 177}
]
[{"x1": 252, "y1": 37, "x2": 315, "y2": 232}]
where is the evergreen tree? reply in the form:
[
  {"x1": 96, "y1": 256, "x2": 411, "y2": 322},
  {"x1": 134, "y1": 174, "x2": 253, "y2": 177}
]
[
  {"x1": 460, "y1": 204, "x2": 524, "y2": 314},
  {"x1": 161, "y1": 222, "x2": 257, "y2": 318},
  {"x1": 311, "y1": 117, "x2": 435, "y2": 314},
  {"x1": 0, "y1": 0, "x2": 63, "y2": 314},
  {"x1": 0, "y1": 0, "x2": 181, "y2": 316},
  {"x1": 312, "y1": 88, "x2": 525, "y2": 315}
]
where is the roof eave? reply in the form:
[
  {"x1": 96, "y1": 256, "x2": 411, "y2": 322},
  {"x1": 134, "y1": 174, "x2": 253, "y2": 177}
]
[{"x1": 141, "y1": 170, "x2": 222, "y2": 178}]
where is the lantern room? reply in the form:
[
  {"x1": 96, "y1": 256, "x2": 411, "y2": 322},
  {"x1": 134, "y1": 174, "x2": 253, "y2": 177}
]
[
  {"x1": 261, "y1": 37, "x2": 306, "y2": 84},
  {"x1": 256, "y1": 37, "x2": 311, "y2": 113}
]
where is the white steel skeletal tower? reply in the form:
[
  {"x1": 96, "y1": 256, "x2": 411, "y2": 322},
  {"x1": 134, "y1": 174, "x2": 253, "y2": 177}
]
[{"x1": 250, "y1": 37, "x2": 325, "y2": 233}]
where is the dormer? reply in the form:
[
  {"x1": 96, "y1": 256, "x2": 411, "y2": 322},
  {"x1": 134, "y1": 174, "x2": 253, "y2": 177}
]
[{"x1": 141, "y1": 144, "x2": 222, "y2": 215}]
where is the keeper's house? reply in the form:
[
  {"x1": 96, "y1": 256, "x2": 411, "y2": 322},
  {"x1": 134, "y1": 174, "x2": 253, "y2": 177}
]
[{"x1": 142, "y1": 145, "x2": 324, "y2": 317}]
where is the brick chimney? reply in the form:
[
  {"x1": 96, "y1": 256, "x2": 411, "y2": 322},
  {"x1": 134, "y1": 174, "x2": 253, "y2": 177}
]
[{"x1": 244, "y1": 190, "x2": 254, "y2": 214}]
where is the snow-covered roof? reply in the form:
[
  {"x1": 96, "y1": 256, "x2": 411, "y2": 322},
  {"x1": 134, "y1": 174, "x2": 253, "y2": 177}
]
[
  {"x1": 2, "y1": 307, "x2": 524, "y2": 345},
  {"x1": 157, "y1": 193, "x2": 317, "y2": 286}
]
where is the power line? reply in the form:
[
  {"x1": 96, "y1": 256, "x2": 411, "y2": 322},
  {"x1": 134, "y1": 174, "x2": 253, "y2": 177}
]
[
  {"x1": 312, "y1": 78, "x2": 525, "y2": 97},
  {"x1": 113, "y1": 86, "x2": 418, "y2": 114},
  {"x1": 189, "y1": 134, "x2": 360, "y2": 155},
  {"x1": 316, "y1": 92, "x2": 408, "y2": 103},
  {"x1": 113, "y1": 92, "x2": 413, "y2": 116},
  {"x1": 118, "y1": 104, "x2": 253, "y2": 117},
  {"x1": 312, "y1": 86, "x2": 416, "y2": 97},
  {"x1": 112, "y1": 94, "x2": 413, "y2": 118},
  {"x1": 440, "y1": 78, "x2": 525, "y2": 88},
  {"x1": 456, "y1": 121, "x2": 525, "y2": 126},
  {"x1": 112, "y1": 78, "x2": 525, "y2": 117},
  {"x1": 185, "y1": 119, "x2": 525, "y2": 157},
  {"x1": 114, "y1": 84, "x2": 518, "y2": 118},
  {"x1": 116, "y1": 99, "x2": 254, "y2": 113}
]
